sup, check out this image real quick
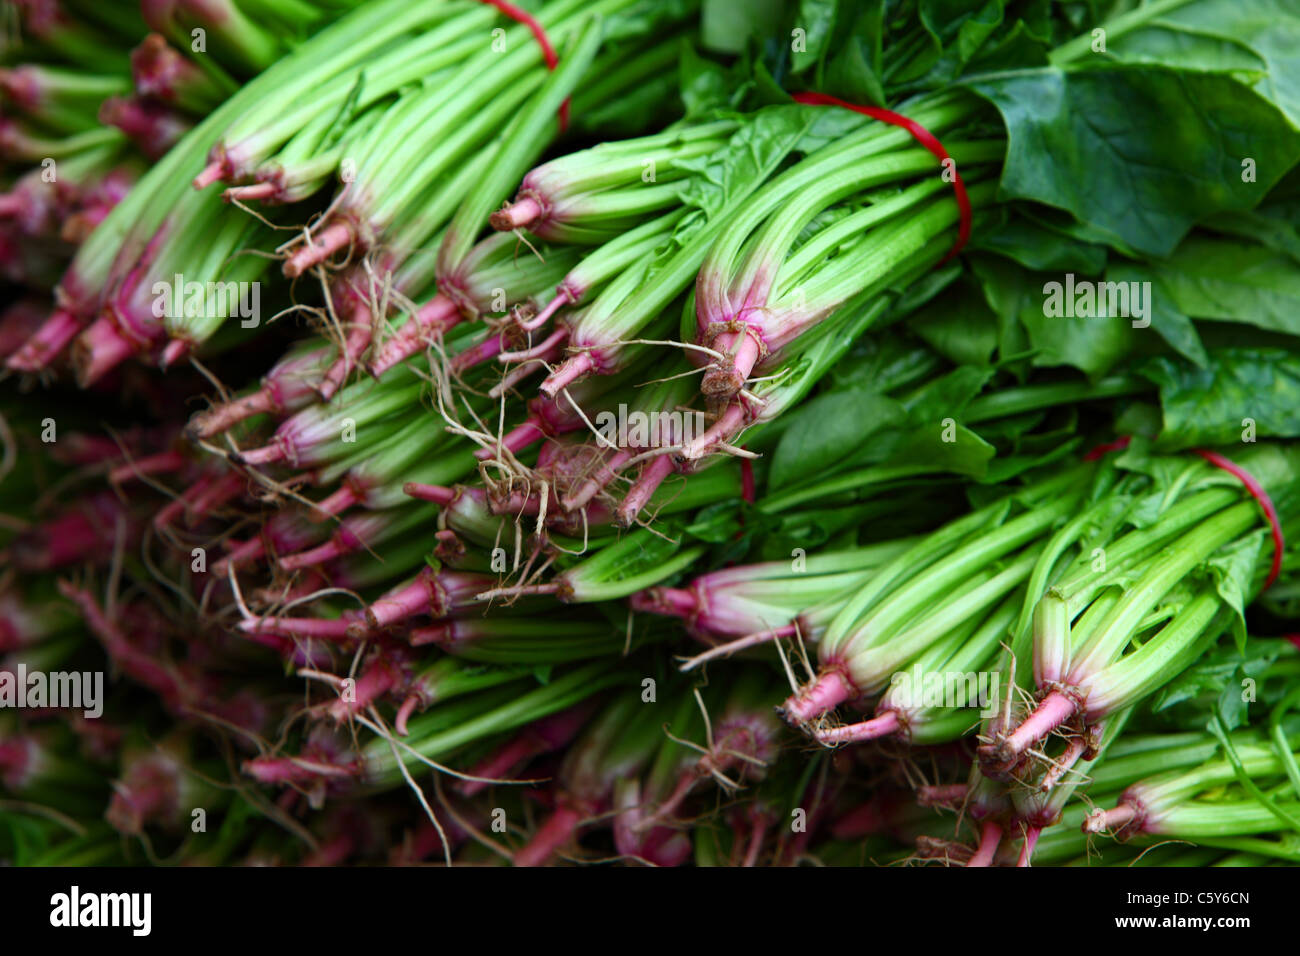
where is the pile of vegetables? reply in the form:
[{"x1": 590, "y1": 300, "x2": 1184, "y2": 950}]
[{"x1": 3, "y1": 0, "x2": 1300, "y2": 868}]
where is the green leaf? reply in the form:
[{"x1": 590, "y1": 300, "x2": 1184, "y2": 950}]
[
  {"x1": 789, "y1": 0, "x2": 842, "y2": 75},
  {"x1": 1015, "y1": 267, "x2": 1140, "y2": 377},
  {"x1": 1134, "y1": 0, "x2": 1300, "y2": 127},
  {"x1": 769, "y1": 389, "x2": 909, "y2": 489},
  {"x1": 824, "y1": 33, "x2": 887, "y2": 106},
  {"x1": 1139, "y1": 349, "x2": 1300, "y2": 448},
  {"x1": 678, "y1": 44, "x2": 733, "y2": 118},
  {"x1": 972, "y1": 214, "x2": 1108, "y2": 274},
  {"x1": 1105, "y1": 263, "x2": 1208, "y2": 367},
  {"x1": 966, "y1": 65, "x2": 1300, "y2": 256},
  {"x1": 879, "y1": 420, "x2": 996, "y2": 477},
  {"x1": 1201, "y1": 205, "x2": 1300, "y2": 265},
  {"x1": 1110, "y1": 23, "x2": 1267, "y2": 77},
  {"x1": 701, "y1": 0, "x2": 784, "y2": 55},
  {"x1": 1153, "y1": 639, "x2": 1278, "y2": 720},
  {"x1": 1139, "y1": 237, "x2": 1300, "y2": 338},
  {"x1": 909, "y1": 281, "x2": 1000, "y2": 366},
  {"x1": 1206, "y1": 528, "x2": 1267, "y2": 653}
]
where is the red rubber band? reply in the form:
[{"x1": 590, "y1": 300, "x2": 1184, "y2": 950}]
[
  {"x1": 1083, "y1": 435, "x2": 1132, "y2": 461},
  {"x1": 1193, "y1": 448, "x2": 1285, "y2": 590},
  {"x1": 791, "y1": 91, "x2": 971, "y2": 264},
  {"x1": 481, "y1": 0, "x2": 569, "y2": 131},
  {"x1": 740, "y1": 455, "x2": 756, "y2": 505},
  {"x1": 1083, "y1": 435, "x2": 1284, "y2": 590}
]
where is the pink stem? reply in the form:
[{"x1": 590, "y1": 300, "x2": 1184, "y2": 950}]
[
  {"x1": 561, "y1": 448, "x2": 632, "y2": 511},
  {"x1": 192, "y1": 158, "x2": 227, "y2": 190},
  {"x1": 490, "y1": 196, "x2": 543, "y2": 232},
  {"x1": 223, "y1": 181, "x2": 278, "y2": 203},
  {"x1": 237, "y1": 616, "x2": 354, "y2": 640},
  {"x1": 394, "y1": 694, "x2": 421, "y2": 737},
  {"x1": 616, "y1": 454, "x2": 675, "y2": 526},
  {"x1": 185, "y1": 471, "x2": 245, "y2": 524},
  {"x1": 677, "y1": 624, "x2": 798, "y2": 671},
  {"x1": 628, "y1": 586, "x2": 697, "y2": 620},
  {"x1": 491, "y1": 353, "x2": 553, "y2": 395},
  {"x1": 73, "y1": 316, "x2": 142, "y2": 387},
  {"x1": 499, "y1": 325, "x2": 567, "y2": 363},
  {"x1": 284, "y1": 222, "x2": 354, "y2": 278},
  {"x1": 539, "y1": 350, "x2": 594, "y2": 397},
  {"x1": 6, "y1": 307, "x2": 82, "y2": 372},
  {"x1": 458, "y1": 736, "x2": 537, "y2": 797},
  {"x1": 311, "y1": 481, "x2": 363, "y2": 520},
  {"x1": 403, "y1": 482, "x2": 456, "y2": 506},
  {"x1": 813, "y1": 709, "x2": 900, "y2": 746},
  {"x1": 159, "y1": 337, "x2": 189, "y2": 367},
  {"x1": 326, "y1": 661, "x2": 402, "y2": 721},
  {"x1": 514, "y1": 806, "x2": 583, "y2": 868},
  {"x1": 1039, "y1": 736, "x2": 1087, "y2": 793},
  {"x1": 213, "y1": 537, "x2": 266, "y2": 572},
  {"x1": 917, "y1": 784, "x2": 968, "y2": 808},
  {"x1": 681, "y1": 402, "x2": 750, "y2": 460},
  {"x1": 188, "y1": 388, "x2": 278, "y2": 439},
  {"x1": 366, "y1": 568, "x2": 440, "y2": 629},
  {"x1": 231, "y1": 440, "x2": 286, "y2": 467},
  {"x1": 278, "y1": 535, "x2": 354, "y2": 571},
  {"x1": 741, "y1": 817, "x2": 768, "y2": 867},
  {"x1": 781, "y1": 668, "x2": 855, "y2": 724},
  {"x1": 522, "y1": 287, "x2": 572, "y2": 332},
  {"x1": 967, "y1": 821, "x2": 1003, "y2": 867},
  {"x1": 317, "y1": 305, "x2": 372, "y2": 400},
  {"x1": 475, "y1": 418, "x2": 546, "y2": 462},
  {"x1": 1016, "y1": 827, "x2": 1041, "y2": 867},
  {"x1": 994, "y1": 690, "x2": 1078, "y2": 763},
  {"x1": 108, "y1": 449, "x2": 185, "y2": 485},
  {"x1": 1083, "y1": 803, "x2": 1138, "y2": 835},
  {"x1": 243, "y1": 756, "x2": 356, "y2": 785},
  {"x1": 366, "y1": 295, "x2": 460, "y2": 377}
]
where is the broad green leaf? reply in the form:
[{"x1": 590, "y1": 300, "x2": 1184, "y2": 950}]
[
  {"x1": 967, "y1": 65, "x2": 1300, "y2": 256},
  {"x1": 1106, "y1": 263, "x2": 1208, "y2": 367},
  {"x1": 701, "y1": 0, "x2": 784, "y2": 55},
  {"x1": 1139, "y1": 349, "x2": 1300, "y2": 448},
  {"x1": 1140, "y1": 237, "x2": 1300, "y2": 337},
  {"x1": 769, "y1": 388, "x2": 909, "y2": 488},
  {"x1": 972, "y1": 214, "x2": 1108, "y2": 274}
]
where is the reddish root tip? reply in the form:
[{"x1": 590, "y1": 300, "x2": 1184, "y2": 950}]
[
  {"x1": 160, "y1": 337, "x2": 188, "y2": 368},
  {"x1": 403, "y1": 483, "x2": 455, "y2": 506},
  {"x1": 6, "y1": 308, "x2": 81, "y2": 372},
  {"x1": 813, "y1": 709, "x2": 901, "y2": 746},
  {"x1": 192, "y1": 159, "x2": 226, "y2": 190},
  {"x1": 539, "y1": 350, "x2": 594, "y2": 398},
  {"x1": 627, "y1": 587, "x2": 697, "y2": 620},
  {"x1": 966, "y1": 820, "x2": 1003, "y2": 868},
  {"x1": 781, "y1": 668, "x2": 855, "y2": 725},
  {"x1": 474, "y1": 418, "x2": 545, "y2": 462},
  {"x1": 223, "y1": 181, "x2": 279, "y2": 203},
  {"x1": 1082, "y1": 803, "x2": 1138, "y2": 835},
  {"x1": 284, "y1": 222, "x2": 355, "y2": 278},
  {"x1": 73, "y1": 316, "x2": 140, "y2": 387},
  {"x1": 978, "y1": 690, "x2": 1078, "y2": 774},
  {"x1": 916, "y1": 784, "x2": 969, "y2": 809},
  {"x1": 514, "y1": 806, "x2": 583, "y2": 868},
  {"x1": 311, "y1": 483, "x2": 360, "y2": 521},
  {"x1": 394, "y1": 694, "x2": 420, "y2": 737},
  {"x1": 490, "y1": 196, "x2": 542, "y2": 232},
  {"x1": 615, "y1": 454, "x2": 674, "y2": 527}
]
